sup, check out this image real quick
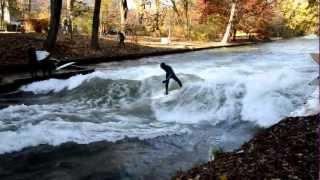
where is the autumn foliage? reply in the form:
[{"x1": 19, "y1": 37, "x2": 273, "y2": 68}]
[{"x1": 198, "y1": 0, "x2": 275, "y2": 35}]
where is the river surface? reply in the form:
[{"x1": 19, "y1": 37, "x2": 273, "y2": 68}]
[{"x1": 0, "y1": 36, "x2": 319, "y2": 179}]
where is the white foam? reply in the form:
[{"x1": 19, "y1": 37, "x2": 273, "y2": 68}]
[
  {"x1": 0, "y1": 117, "x2": 189, "y2": 154},
  {"x1": 21, "y1": 71, "x2": 108, "y2": 94},
  {"x1": 240, "y1": 69, "x2": 309, "y2": 126},
  {"x1": 152, "y1": 82, "x2": 231, "y2": 124},
  {"x1": 302, "y1": 34, "x2": 319, "y2": 39},
  {"x1": 290, "y1": 87, "x2": 320, "y2": 116},
  {"x1": 1, "y1": 37, "x2": 317, "y2": 154},
  {"x1": 151, "y1": 67, "x2": 315, "y2": 126}
]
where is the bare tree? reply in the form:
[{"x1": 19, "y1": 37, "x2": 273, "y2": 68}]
[
  {"x1": 155, "y1": 0, "x2": 160, "y2": 31},
  {"x1": 0, "y1": 0, "x2": 5, "y2": 30},
  {"x1": 182, "y1": 0, "x2": 190, "y2": 40},
  {"x1": 138, "y1": 0, "x2": 144, "y2": 24},
  {"x1": 28, "y1": 0, "x2": 31, "y2": 17},
  {"x1": 221, "y1": 1, "x2": 236, "y2": 43},
  {"x1": 119, "y1": 0, "x2": 128, "y2": 32},
  {"x1": 91, "y1": 0, "x2": 101, "y2": 49},
  {"x1": 44, "y1": 0, "x2": 63, "y2": 49},
  {"x1": 66, "y1": 0, "x2": 75, "y2": 22},
  {"x1": 66, "y1": 0, "x2": 75, "y2": 39},
  {"x1": 169, "y1": 0, "x2": 184, "y2": 25}
]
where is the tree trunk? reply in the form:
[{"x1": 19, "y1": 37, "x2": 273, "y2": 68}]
[
  {"x1": 44, "y1": 0, "x2": 62, "y2": 49},
  {"x1": 28, "y1": 0, "x2": 31, "y2": 17},
  {"x1": 138, "y1": 0, "x2": 145, "y2": 24},
  {"x1": 119, "y1": 0, "x2": 128, "y2": 32},
  {"x1": 0, "y1": 0, "x2": 5, "y2": 30},
  {"x1": 221, "y1": 2, "x2": 236, "y2": 43},
  {"x1": 66, "y1": 0, "x2": 71, "y2": 17},
  {"x1": 66, "y1": 0, "x2": 75, "y2": 19},
  {"x1": 91, "y1": 0, "x2": 101, "y2": 49},
  {"x1": 183, "y1": 0, "x2": 190, "y2": 40},
  {"x1": 155, "y1": 0, "x2": 160, "y2": 31},
  {"x1": 170, "y1": 0, "x2": 183, "y2": 24},
  {"x1": 4, "y1": 0, "x2": 10, "y2": 24},
  {"x1": 67, "y1": 0, "x2": 75, "y2": 39}
]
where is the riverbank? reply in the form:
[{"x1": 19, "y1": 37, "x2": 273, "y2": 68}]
[
  {"x1": 174, "y1": 113, "x2": 319, "y2": 180},
  {"x1": 0, "y1": 33, "x2": 257, "y2": 74}
]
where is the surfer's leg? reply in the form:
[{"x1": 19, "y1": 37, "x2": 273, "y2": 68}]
[
  {"x1": 48, "y1": 63, "x2": 52, "y2": 77},
  {"x1": 173, "y1": 75, "x2": 182, "y2": 87},
  {"x1": 165, "y1": 79, "x2": 169, "y2": 95}
]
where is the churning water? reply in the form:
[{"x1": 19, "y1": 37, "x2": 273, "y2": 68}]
[{"x1": 0, "y1": 36, "x2": 318, "y2": 178}]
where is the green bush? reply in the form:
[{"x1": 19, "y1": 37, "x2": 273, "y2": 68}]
[
  {"x1": 210, "y1": 146, "x2": 224, "y2": 160},
  {"x1": 190, "y1": 15, "x2": 225, "y2": 41},
  {"x1": 73, "y1": 10, "x2": 93, "y2": 35}
]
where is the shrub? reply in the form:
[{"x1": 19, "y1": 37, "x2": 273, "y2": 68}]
[
  {"x1": 25, "y1": 18, "x2": 49, "y2": 33},
  {"x1": 190, "y1": 15, "x2": 225, "y2": 41},
  {"x1": 210, "y1": 146, "x2": 224, "y2": 160}
]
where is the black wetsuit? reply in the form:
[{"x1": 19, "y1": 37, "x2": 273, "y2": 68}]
[
  {"x1": 161, "y1": 63, "x2": 182, "y2": 95},
  {"x1": 27, "y1": 48, "x2": 54, "y2": 78},
  {"x1": 118, "y1": 32, "x2": 125, "y2": 48}
]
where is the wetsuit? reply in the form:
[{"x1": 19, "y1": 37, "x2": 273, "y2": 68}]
[
  {"x1": 118, "y1": 32, "x2": 125, "y2": 48},
  {"x1": 160, "y1": 63, "x2": 182, "y2": 95}
]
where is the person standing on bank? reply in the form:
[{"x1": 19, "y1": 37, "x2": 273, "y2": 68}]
[
  {"x1": 160, "y1": 62, "x2": 183, "y2": 95},
  {"x1": 118, "y1": 31, "x2": 125, "y2": 48}
]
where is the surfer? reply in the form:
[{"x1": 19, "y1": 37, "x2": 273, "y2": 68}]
[
  {"x1": 160, "y1": 62, "x2": 182, "y2": 95},
  {"x1": 27, "y1": 47, "x2": 55, "y2": 77}
]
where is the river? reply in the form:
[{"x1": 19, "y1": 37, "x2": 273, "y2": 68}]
[{"x1": 0, "y1": 36, "x2": 318, "y2": 179}]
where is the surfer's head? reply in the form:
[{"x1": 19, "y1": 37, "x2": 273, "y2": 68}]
[{"x1": 160, "y1": 62, "x2": 166, "y2": 69}]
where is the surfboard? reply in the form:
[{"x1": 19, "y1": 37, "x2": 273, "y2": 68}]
[
  {"x1": 36, "y1": 51, "x2": 50, "y2": 61},
  {"x1": 56, "y1": 62, "x2": 76, "y2": 70},
  {"x1": 310, "y1": 53, "x2": 319, "y2": 64},
  {"x1": 152, "y1": 89, "x2": 180, "y2": 102}
]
